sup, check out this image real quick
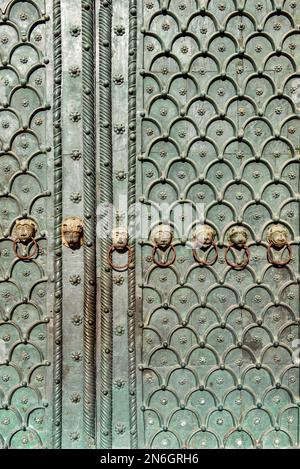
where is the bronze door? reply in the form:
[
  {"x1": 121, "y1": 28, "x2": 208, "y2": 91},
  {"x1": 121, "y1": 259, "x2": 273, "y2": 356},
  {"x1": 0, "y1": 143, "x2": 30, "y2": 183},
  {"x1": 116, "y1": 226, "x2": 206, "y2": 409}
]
[{"x1": 0, "y1": 0, "x2": 300, "y2": 449}]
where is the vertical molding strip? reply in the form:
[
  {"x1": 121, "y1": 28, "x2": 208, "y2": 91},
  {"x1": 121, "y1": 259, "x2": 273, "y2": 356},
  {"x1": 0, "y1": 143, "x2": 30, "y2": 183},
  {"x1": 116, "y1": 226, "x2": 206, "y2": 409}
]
[
  {"x1": 82, "y1": 0, "x2": 97, "y2": 446},
  {"x1": 99, "y1": 0, "x2": 113, "y2": 449},
  {"x1": 53, "y1": 0, "x2": 63, "y2": 450},
  {"x1": 128, "y1": 0, "x2": 138, "y2": 449}
]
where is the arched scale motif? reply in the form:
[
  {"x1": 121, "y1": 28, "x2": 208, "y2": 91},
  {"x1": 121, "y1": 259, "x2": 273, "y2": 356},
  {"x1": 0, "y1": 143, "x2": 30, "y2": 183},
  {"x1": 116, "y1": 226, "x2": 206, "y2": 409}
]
[
  {"x1": 0, "y1": 0, "x2": 52, "y2": 449},
  {"x1": 137, "y1": 0, "x2": 300, "y2": 449}
]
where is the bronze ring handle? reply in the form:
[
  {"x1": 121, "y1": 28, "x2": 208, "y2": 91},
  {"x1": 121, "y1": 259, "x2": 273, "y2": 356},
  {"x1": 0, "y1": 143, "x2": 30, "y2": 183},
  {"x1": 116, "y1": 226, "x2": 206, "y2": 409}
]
[
  {"x1": 193, "y1": 241, "x2": 219, "y2": 266},
  {"x1": 225, "y1": 244, "x2": 250, "y2": 270},
  {"x1": 13, "y1": 238, "x2": 38, "y2": 260},
  {"x1": 108, "y1": 244, "x2": 133, "y2": 272},
  {"x1": 267, "y1": 242, "x2": 292, "y2": 267},
  {"x1": 152, "y1": 245, "x2": 176, "y2": 268}
]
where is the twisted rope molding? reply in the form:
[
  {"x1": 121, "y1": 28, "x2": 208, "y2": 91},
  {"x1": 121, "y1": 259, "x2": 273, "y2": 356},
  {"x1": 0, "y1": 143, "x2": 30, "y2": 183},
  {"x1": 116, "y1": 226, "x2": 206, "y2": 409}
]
[
  {"x1": 99, "y1": 0, "x2": 113, "y2": 449},
  {"x1": 128, "y1": 0, "x2": 138, "y2": 449},
  {"x1": 53, "y1": 0, "x2": 63, "y2": 450},
  {"x1": 82, "y1": 0, "x2": 97, "y2": 445}
]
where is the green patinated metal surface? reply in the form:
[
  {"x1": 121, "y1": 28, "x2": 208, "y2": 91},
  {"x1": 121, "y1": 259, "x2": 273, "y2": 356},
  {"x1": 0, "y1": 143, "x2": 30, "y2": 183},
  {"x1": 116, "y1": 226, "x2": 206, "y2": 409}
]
[
  {"x1": 0, "y1": 0, "x2": 300, "y2": 449},
  {"x1": 0, "y1": 0, "x2": 54, "y2": 448},
  {"x1": 135, "y1": 0, "x2": 300, "y2": 449}
]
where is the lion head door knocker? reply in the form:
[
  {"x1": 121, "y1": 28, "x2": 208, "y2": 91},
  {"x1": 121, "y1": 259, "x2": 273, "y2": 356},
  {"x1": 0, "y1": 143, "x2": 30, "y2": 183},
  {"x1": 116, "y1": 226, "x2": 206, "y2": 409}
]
[
  {"x1": 267, "y1": 224, "x2": 292, "y2": 267},
  {"x1": 13, "y1": 219, "x2": 38, "y2": 260},
  {"x1": 62, "y1": 217, "x2": 84, "y2": 250},
  {"x1": 225, "y1": 226, "x2": 250, "y2": 270},
  {"x1": 151, "y1": 224, "x2": 176, "y2": 268},
  {"x1": 192, "y1": 225, "x2": 218, "y2": 266},
  {"x1": 108, "y1": 227, "x2": 133, "y2": 272}
]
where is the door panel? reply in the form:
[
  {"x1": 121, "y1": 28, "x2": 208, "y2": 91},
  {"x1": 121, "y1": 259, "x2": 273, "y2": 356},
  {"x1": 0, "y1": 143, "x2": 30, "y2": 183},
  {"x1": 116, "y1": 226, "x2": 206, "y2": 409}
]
[
  {"x1": 135, "y1": 0, "x2": 300, "y2": 449},
  {"x1": 0, "y1": 0, "x2": 54, "y2": 449}
]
